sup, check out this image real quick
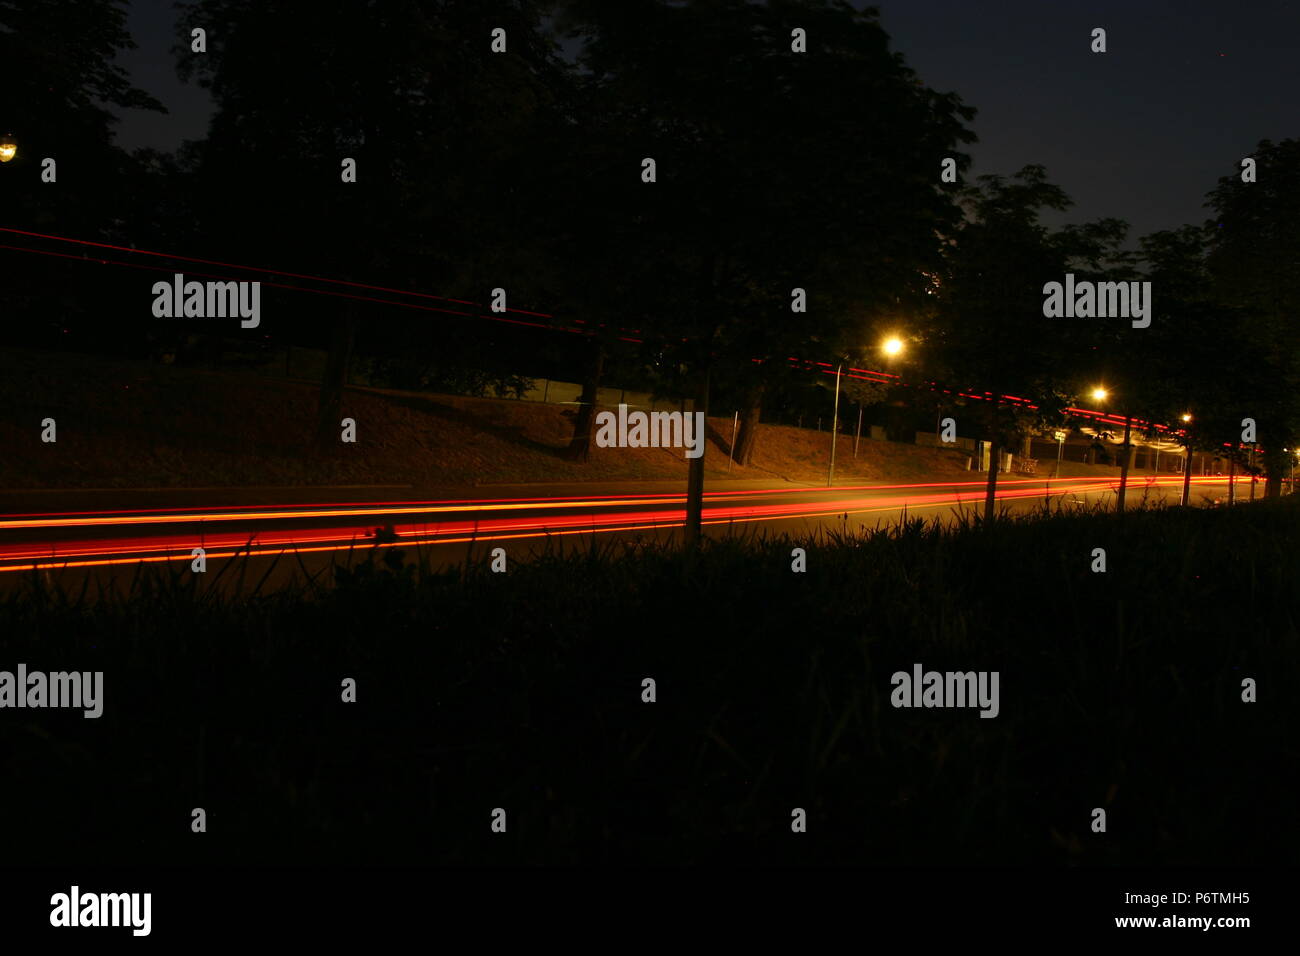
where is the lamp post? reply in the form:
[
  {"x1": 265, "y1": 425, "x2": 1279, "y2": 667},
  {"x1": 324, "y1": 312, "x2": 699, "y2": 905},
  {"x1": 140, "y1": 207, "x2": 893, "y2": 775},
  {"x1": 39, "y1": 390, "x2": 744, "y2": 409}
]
[
  {"x1": 0, "y1": 133, "x2": 17, "y2": 165},
  {"x1": 1180, "y1": 414, "x2": 1193, "y2": 506},
  {"x1": 1091, "y1": 386, "x2": 1133, "y2": 513},
  {"x1": 827, "y1": 363, "x2": 843, "y2": 487},
  {"x1": 727, "y1": 411, "x2": 738, "y2": 472},
  {"x1": 1089, "y1": 387, "x2": 1108, "y2": 467},
  {"x1": 831, "y1": 337, "x2": 906, "y2": 486},
  {"x1": 1091, "y1": 386, "x2": 1130, "y2": 511}
]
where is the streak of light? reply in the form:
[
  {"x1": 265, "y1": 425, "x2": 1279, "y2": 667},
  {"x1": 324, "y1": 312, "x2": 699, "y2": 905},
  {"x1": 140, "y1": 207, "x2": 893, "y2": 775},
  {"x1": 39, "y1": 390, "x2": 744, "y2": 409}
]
[{"x1": 0, "y1": 477, "x2": 1232, "y2": 572}]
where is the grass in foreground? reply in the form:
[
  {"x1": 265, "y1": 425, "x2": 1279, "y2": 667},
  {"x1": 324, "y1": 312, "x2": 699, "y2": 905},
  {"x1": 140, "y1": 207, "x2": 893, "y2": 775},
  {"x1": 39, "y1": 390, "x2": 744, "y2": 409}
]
[{"x1": 1, "y1": 498, "x2": 1295, "y2": 865}]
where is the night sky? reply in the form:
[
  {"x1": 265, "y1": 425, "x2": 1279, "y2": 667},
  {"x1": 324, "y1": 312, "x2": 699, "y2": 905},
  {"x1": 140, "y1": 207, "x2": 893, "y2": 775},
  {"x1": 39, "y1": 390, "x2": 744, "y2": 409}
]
[{"x1": 112, "y1": 0, "x2": 1300, "y2": 242}]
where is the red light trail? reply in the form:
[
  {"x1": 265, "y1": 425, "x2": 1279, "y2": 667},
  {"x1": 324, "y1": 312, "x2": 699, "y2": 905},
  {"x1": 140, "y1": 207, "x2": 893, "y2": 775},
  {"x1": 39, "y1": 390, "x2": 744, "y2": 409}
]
[
  {"x1": 0, "y1": 225, "x2": 1160, "y2": 430},
  {"x1": 0, "y1": 477, "x2": 1235, "y2": 574}
]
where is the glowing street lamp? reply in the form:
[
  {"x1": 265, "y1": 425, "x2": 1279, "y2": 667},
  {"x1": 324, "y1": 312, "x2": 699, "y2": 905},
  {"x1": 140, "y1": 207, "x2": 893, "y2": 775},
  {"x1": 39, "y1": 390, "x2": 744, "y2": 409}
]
[
  {"x1": 1181, "y1": 413, "x2": 1193, "y2": 423},
  {"x1": 1087, "y1": 387, "x2": 1134, "y2": 511},
  {"x1": 1086, "y1": 387, "x2": 1110, "y2": 453},
  {"x1": 0, "y1": 133, "x2": 16, "y2": 164},
  {"x1": 832, "y1": 337, "x2": 908, "y2": 486}
]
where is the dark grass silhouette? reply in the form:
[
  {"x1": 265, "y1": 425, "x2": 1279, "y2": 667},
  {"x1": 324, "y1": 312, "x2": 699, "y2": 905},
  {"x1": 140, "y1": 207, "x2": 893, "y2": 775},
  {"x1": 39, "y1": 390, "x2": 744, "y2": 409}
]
[{"x1": 1, "y1": 497, "x2": 1295, "y2": 866}]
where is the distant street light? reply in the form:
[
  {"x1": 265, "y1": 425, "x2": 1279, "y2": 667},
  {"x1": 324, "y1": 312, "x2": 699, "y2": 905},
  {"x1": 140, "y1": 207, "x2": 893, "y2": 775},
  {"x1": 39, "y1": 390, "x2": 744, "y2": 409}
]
[
  {"x1": 1181, "y1": 413, "x2": 1193, "y2": 423},
  {"x1": 882, "y1": 336, "x2": 904, "y2": 357},
  {"x1": 1091, "y1": 387, "x2": 1108, "y2": 403},
  {"x1": 0, "y1": 133, "x2": 16, "y2": 164}
]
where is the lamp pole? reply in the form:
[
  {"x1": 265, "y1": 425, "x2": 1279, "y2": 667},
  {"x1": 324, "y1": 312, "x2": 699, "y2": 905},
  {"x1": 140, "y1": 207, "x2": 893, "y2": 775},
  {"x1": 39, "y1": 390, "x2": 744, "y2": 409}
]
[
  {"x1": 727, "y1": 411, "x2": 738, "y2": 472},
  {"x1": 827, "y1": 363, "x2": 842, "y2": 487}
]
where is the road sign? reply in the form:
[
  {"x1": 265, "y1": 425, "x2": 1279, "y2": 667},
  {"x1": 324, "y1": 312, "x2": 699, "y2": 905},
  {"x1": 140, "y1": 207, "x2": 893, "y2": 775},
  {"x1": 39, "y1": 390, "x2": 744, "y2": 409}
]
[{"x1": 1054, "y1": 430, "x2": 1067, "y2": 442}]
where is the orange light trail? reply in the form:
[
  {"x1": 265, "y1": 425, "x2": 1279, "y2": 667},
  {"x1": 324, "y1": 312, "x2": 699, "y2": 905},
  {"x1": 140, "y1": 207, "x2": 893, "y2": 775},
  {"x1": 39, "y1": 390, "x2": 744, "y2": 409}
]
[
  {"x1": 0, "y1": 477, "x2": 1233, "y2": 573},
  {"x1": 0, "y1": 476, "x2": 1218, "y2": 530}
]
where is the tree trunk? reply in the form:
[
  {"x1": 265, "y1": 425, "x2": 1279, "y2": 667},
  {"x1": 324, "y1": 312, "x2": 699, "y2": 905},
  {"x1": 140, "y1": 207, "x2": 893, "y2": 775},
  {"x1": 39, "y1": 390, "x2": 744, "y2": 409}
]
[
  {"x1": 565, "y1": 341, "x2": 605, "y2": 462},
  {"x1": 1116, "y1": 415, "x2": 1132, "y2": 513},
  {"x1": 1263, "y1": 448, "x2": 1285, "y2": 498},
  {"x1": 315, "y1": 308, "x2": 356, "y2": 452},
  {"x1": 983, "y1": 438, "x2": 1000, "y2": 522},
  {"x1": 684, "y1": 367, "x2": 710, "y2": 549},
  {"x1": 733, "y1": 381, "x2": 764, "y2": 467}
]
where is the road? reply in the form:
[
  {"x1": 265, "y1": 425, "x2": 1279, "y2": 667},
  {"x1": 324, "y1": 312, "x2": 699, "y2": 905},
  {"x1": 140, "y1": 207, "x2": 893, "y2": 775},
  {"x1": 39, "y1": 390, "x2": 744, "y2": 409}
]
[{"x1": 0, "y1": 474, "x2": 1245, "y2": 591}]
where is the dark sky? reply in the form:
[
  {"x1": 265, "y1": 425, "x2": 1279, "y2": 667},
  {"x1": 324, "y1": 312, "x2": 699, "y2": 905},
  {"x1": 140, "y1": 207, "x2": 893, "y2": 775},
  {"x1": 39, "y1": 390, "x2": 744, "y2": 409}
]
[{"x1": 113, "y1": 0, "x2": 1300, "y2": 242}]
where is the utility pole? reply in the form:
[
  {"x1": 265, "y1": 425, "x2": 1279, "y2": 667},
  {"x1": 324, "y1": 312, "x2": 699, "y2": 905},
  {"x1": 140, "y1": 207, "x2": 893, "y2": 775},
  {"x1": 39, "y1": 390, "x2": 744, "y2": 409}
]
[{"x1": 853, "y1": 403, "x2": 863, "y2": 458}]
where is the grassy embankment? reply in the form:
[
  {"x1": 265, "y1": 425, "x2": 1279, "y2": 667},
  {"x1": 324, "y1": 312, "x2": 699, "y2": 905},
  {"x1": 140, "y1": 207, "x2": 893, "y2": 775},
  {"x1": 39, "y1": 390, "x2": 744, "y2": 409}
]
[{"x1": 0, "y1": 346, "x2": 987, "y2": 488}]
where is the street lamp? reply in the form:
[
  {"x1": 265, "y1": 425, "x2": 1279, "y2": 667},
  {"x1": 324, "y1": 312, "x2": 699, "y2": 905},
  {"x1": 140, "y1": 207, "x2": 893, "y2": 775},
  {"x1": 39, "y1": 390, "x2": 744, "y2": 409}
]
[
  {"x1": 831, "y1": 337, "x2": 908, "y2": 485},
  {"x1": 1089, "y1": 386, "x2": 1134, "y2": 512},
  {"x1": 1180, "y1": 413, "x2": 1194, "y2": 506},
  {"x1": 1085, "y1": 387, "x2": 1109, "y2": 465},
  {"x1": 0, "y1": 133, "x2": 16, "y2": 164}
]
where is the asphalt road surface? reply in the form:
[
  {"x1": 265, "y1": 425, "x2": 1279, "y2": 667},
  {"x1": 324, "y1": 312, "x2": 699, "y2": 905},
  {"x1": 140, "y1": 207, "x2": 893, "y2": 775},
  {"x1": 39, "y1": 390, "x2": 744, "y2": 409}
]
[{"x1": 0, "y1": 474, "x2": 1244, "y2": 592}]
